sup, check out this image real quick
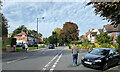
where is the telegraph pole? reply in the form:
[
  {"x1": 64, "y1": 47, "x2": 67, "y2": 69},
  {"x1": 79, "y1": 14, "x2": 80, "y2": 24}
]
[{"x1": 37, "y1": 18, "x2": 38, "y2": 49}]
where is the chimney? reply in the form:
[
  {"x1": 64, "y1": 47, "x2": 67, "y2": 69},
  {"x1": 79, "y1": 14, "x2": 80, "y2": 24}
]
[{"x1": 89, "y1": 29, "x2": 90, "y2": 32}]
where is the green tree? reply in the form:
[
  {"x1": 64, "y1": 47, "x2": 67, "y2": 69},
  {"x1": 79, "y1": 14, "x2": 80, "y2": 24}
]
[
  {"x1": 53, "y1": 28, "x2": 62, "y2": 44},
  {"x1": 53, "y1": 28, "x2": 61, "y2": 35},
  {"x1": 48, "y1": 32, "x2": 58, "y2": 46},
  {"x1": 87, "y1": 2, "x2": 120, "y2": 27},
  {"x1": 96, "y1": 32, "x2": 113, "y2": 44},
  {"x1": 44, "y1": 38, "x2": 48, "y2": 45},
  {"x1": 12, "y1": 25, "x2": 27, "y2": 37},
  {"x1": 38, "y1": 33, "x2": 42, "y2": 38},
  {"x1": 0, "y1": 13, "x2": 8, "y2": 39}
]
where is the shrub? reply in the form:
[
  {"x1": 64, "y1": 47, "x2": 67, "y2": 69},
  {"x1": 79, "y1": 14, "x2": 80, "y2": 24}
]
[
  {"x1": 70, "y1": 41, "x2": 82, "y2": 44},
  {"x1": 113, "y1": 44, "x2": 120, "y2": 51},
  {"x1": 2, "y1": 37, "x2": 16, "y2": 48},
  {"x1": 100, "y1": 43, "x2": 111, "y2": 48},
  {"x1": 69, "y1": 44, "x2": 73, "y2": 49}
]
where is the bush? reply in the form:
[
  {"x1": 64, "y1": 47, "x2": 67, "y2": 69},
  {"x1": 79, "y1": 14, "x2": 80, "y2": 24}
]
[
  {"x1": 113, "y1": 44, "x2": 120, "y2": 51},
  {"x1": 69, "y1": 44, "x2": 73, "y2": 49},
  {"x1": 70, "y1": 41, "x2": 82, "y2": 44},
  {"x1": 100, "y1": 43, "x2": 111, "y2": 48},
  {"x1": 2, "y1": 37, "x2": 16, "y2": 48}
]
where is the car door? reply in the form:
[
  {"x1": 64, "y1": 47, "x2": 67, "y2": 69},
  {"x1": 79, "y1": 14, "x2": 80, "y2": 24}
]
[
  {"x1": 108, "y1": 50, "x2": 114, "y2": 66},
  {"x1": 112, "y1": 49, "x2": 120, "y2": 64}
]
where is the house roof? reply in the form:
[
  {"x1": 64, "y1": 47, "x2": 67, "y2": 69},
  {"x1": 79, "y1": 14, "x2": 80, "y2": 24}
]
[
  {"x1": 104, "y1": 24, "x2": 120, "y2": 32},
  {"x1": 98, "y1": 29, "x2": 103, "y2": 34},
  {"x1": 86, "y1": 29, "x2": 90, "y2": 36},
  {"x1": 17, "y1": 31, "x2": 26, "y2": 36}
]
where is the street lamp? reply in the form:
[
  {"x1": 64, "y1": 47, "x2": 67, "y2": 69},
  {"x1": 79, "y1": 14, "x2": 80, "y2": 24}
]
[{"x1": 37, "y1": 17, "x2": 44, "y2": 49}]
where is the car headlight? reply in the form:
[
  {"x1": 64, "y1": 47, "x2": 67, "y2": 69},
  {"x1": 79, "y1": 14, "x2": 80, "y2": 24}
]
[{"x1": 94, "y1": 60, "x2": 102, "y2": 62}]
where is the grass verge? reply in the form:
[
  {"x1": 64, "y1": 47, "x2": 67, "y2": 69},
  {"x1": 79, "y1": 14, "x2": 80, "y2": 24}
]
[{"x1": 16, "y1": 47, "x2": 44, "y2": 51}]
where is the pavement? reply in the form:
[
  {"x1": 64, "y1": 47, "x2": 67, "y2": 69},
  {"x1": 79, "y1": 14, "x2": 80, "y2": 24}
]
[{"x1": 1, "y1": 46, "x2": 120, "y2": 72}]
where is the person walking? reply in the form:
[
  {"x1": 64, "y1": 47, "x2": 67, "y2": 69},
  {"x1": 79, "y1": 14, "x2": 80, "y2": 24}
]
[
  {"x1": 25, "y1": 43, "x2": 29, "y2": 52},
  {"x1": 72, "y1": 44, "x2": 79, "y2": 66}
]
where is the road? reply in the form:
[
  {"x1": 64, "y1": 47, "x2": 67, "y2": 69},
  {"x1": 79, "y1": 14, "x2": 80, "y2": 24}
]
[{"x1": 2, "y1": 46, "x2": 120, "y2": 72}]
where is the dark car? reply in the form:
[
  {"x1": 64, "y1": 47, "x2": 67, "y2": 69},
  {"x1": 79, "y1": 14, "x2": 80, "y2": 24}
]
[
  {"x1": 81, "y1": 48, "x2": 120, "y2": 70},
  {"x1": 48, "y1": 44, "x2": 55, "y2": 49}
]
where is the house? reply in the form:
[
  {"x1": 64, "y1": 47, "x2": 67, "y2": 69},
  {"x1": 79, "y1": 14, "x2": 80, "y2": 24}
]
[
  {"x1": 90, "y1": 29, "x2": 103, "y2": 43},
  {"x1": 86, "y1": 29, "x2": 91, "y2": 41},
  {"x1": 85, "y1": 29, "x2": 103, "y2": 43},
  {"x1": 14, "y1": 31, "x2": 41, "y2": 45},
  {"x1": 103, "y1": 24, "x2": 120, "y2": 43}
]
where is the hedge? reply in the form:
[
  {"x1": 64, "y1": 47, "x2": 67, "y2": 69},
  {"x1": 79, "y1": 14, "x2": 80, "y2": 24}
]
[
  {"x1": 2, "y1": 37, "x2": 16, "y2": 49},
  {"x1": 70, "y1": 41, "x2": 82, "y2": 44}
]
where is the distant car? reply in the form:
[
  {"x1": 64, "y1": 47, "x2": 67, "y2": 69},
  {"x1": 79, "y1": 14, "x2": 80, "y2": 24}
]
[
  {"x1": 81, "y1": 48, "x2": 120, "y2": 70},
  {"x1": 16, "y1": 43, "x2": 22, "y2": 47},
  {"x1": 48, "y1": 44, "x2": 55, "y2": 49}
]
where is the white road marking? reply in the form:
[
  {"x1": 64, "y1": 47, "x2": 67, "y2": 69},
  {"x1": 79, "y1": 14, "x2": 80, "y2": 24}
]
[
  {"x1": 41, "y1": 50, "x2": 63, "y2": 71},
  {"x1": 49, "y1": 53, "x2": 62, "y2": 72},
  {"x1": 41, "y1": 54, "x2": 58, "y2": 71},
  {"x1": 7, "y1": 60, "x2": 18, "y2": 64}
]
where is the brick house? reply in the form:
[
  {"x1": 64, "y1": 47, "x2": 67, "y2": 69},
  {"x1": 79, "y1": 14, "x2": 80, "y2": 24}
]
[
  {"x1": 103, "y1": 24, "x2": 120, "y2": 44},
  {"x1": 14, "y1": 31, "x2": 42, "y2": 45}
]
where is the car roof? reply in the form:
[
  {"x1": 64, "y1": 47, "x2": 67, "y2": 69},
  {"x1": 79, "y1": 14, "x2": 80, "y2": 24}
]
[{"x1": 94, "y1": 48, "x2": 116, "y2": 50}]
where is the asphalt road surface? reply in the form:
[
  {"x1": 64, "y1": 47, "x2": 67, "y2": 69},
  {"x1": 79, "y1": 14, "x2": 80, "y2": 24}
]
[{"x1": 2, "y1": 46, "x2": 120, "y2": 72}]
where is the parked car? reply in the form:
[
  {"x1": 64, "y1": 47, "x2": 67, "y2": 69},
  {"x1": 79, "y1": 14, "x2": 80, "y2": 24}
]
[
  {"x1": 81, "y1": 48, "x2": 120, "y2": 70},
  {"x1": 48, "y1": 44, "x2": 55, "y2": 49},
  {"x1": 16, "y1": 43, "x2": 22, "y2": 47}
]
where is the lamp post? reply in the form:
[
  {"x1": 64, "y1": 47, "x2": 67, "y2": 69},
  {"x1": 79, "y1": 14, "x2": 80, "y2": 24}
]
[
  {"x1": 37, "y1": 17, "x2": 44, "y2": 49},
  {"x1": 37, "y1": 18, "x2": 38, "y2": 49}
]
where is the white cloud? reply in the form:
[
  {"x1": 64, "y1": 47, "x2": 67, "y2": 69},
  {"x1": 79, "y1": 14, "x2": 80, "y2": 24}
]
[{"x1": 2, "y1": 2, "x2": 110, "y2": 37}]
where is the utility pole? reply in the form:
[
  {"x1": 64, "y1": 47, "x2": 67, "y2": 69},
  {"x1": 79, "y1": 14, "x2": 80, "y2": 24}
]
[{"x1": 37, "y1": 18, "x2": 38, "y2": 49}]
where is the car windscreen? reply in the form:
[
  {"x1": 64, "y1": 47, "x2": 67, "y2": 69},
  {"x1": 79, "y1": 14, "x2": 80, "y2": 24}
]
[{"x1": 89, "y1": 49, "x2": 110, "y2": 56}]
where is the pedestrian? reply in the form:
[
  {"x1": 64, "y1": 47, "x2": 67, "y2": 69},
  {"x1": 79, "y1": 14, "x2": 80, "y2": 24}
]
[
  {"x1": 72, "y1": 44, "x2": 79, "y2": 66},
  {"x1": 25, "y1": 43, "x2": 29, "y2": 52}
]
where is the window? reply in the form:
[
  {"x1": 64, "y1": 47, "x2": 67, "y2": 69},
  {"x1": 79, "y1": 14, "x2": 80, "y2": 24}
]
[
  {"x1": 117, "y1": 32, "x2": 120, "y2": 36},
  {"x1": 109, "y1": 50, "x2": 114, "y2": 55}
]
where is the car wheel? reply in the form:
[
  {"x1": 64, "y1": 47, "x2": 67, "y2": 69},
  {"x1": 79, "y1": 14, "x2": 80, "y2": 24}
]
[{"x1": 102, "y1": 62, "x2": 108, "y2": 70}]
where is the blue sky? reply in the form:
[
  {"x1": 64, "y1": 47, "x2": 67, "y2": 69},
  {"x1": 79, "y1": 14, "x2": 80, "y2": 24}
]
[{"x1": 2, "y1": 1, "x2": 110, "y2": 37}]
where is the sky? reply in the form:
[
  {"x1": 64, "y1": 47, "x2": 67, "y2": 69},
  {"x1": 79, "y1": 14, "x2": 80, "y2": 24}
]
[{"x1": 1, "y1": 0, "x2": 110, "y2": 38}]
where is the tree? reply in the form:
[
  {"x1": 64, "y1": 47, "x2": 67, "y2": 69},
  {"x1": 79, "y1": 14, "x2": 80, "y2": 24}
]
[
  {"x1": 95, "y1": 32, "x2": 113, "y2": 44},
  {"x1": 48, "y1": 32, "x2": 58, "y2": 46},
  {"x1": 44, "y1": 38, "x2": 48, "y2": 45},
  {"x1": 0, "y1": 0, "x2": 2, "y2": 10},
  {"x1": 0, "y1": 13, "x2": 8, "y2": 39},
  {"x1": 53, "y1": 28, "x2": 61, "y2": 35},
  {"x1": 38, "y1": 33, "x2": 42, "y2": 38},
  {"x1": 53, "y1": 28, "x2": 62, "y2": 44},
  {"x1": 12, "y1": 25, "x2": 27, "y2": 37},
  {"x1": 86, "y1": 2, "x2": 120, "y2": 27},
  {"x1": 60, "y1": 22, "x2": 79, "y2": 44}
]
